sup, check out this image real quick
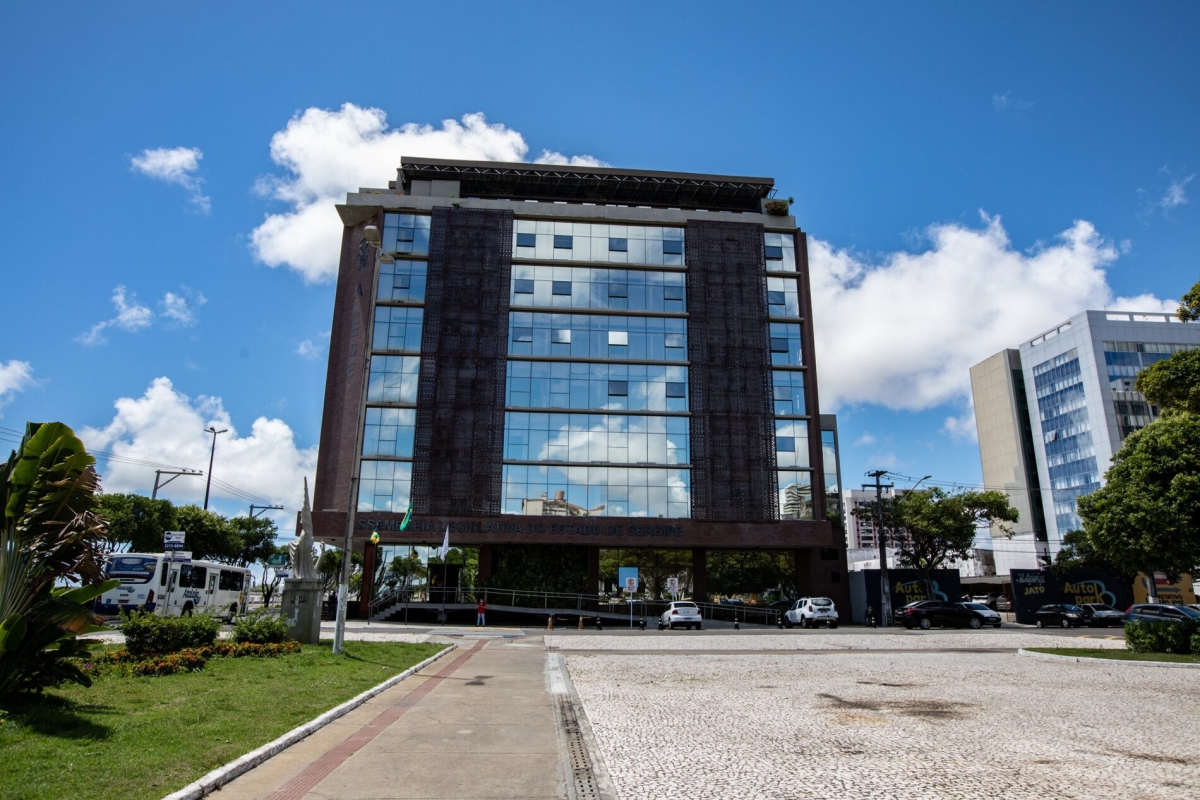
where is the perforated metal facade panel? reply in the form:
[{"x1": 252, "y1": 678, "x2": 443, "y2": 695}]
[
  {"x1": 411, "y1": 207, "x2": 513, "y2": 516},
  {"x1": 685, "y1": 220, "x2": 779, "y2": 521}
]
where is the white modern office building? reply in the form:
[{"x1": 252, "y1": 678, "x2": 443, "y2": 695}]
[{"x1": 971, "y1": 309, "x2": 1200, "y2": 571}]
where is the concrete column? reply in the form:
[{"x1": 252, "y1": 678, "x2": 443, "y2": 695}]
[
  {"x1": 692, "y1": 548, "x2": 708, "y2": 602},
  {"x1": 478, "y1": 544, "x2": 494, "y2": 584},
  {"x1": 794, "y1": 548, "x2": 810, "y2": 597},
  {"x1": 585, "y1": 546, "x2": 600, "y2": 611}
]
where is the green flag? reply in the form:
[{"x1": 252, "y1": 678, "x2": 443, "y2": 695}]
[{"x1": 399, "y1": 499, "x2": 413, "y2": 531}]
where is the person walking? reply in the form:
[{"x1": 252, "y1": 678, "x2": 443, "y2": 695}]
[
  {"x1": 476, "y1": 597, "x2": 487, "y2": 627},
  {"x1": 866, "y1": 604, "x2": 877, "y2": 628}
]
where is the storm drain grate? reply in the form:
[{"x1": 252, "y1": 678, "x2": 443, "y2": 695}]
[{"x1": 557, "y1": 695, "x2": 601, "y2": 800}]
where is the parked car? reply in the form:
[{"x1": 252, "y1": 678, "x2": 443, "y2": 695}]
[
  {"x1": 658, "y1": 601, "x2": 702, "y2": 630},
  {"x1": 957, "y1": 602, "x2": 1002, "y2": 628},
  {"x1": 1078, "y1": 603, "x2": 1125, "y2": 627},
  {"x1": 783, "y1": 597, "x2": 839, "y2": 628},
  {"x1": 1035, "y1": 604, "x2": 1088, "y2": 628},
  {"x1": 1124, "y1": 603, "x2": 1200, "y2": 624},
  {"x1": 896, "y1": 600, "x2": 973, "y2": 629},
  {"x1": 995, "y1": 595, "x2": 1012, "y2": 611}
]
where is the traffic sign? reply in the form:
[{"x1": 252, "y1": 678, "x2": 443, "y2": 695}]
[
  {"x1": 624, "y1": 576, "x2": 637, "y2": 594},
  {"x1": 164, "y1": 531, "x2": 186, "y2": 551},
  {"x1": 267, "y1": 554, "x2": 287, "y2": 567},
  {"x1": 667, "y1": 576, "x2": 679, "y2": 594}
]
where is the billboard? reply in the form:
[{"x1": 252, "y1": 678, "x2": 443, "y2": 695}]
[
  {"x1": 1010, "y1": 568, "x2": 1135, "y2": 625},
  {"x1": 1133, "y1": 572, "x2": 1197, "y2": 605},
  {"x1": 858, "y1": 569, "x2": 962, "y2": 618}
]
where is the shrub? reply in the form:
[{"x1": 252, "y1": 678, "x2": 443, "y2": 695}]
[
  {"x1": 763, "y1": 197, "x2": 794, "y2": 216},
  {"x1": 216, "y1": 641, "x2": 301, "y2": 658},
  {"x1": 1192, "y1": 628, "x2": 1200, "y2": 656},
  {"x1": 1124, "y1": 619, "x2": 1197, "y2": 654},
  {"x1": 232, "y1": 610, "x2": 291, "y2": 644},
  {"x1": 121, "y1": 610, "x2": 221, "y2": 656},
  {"x1": 129, "y1": 649, "x2": 209, "y2": 677}
]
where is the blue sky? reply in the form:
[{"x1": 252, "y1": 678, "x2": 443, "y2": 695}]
[{"x1": 1, "y1": 3, "x2": 1197, "y2": 536}]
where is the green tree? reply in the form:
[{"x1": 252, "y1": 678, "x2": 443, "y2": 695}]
[
  {"x1": 174, "y1": 505, "x2": 242, "y2": 563},
  {"x1": 384, "y1": 552, "x2": 426, "y2": 594},
  {"x1": 889, "y1": 488, "x2": 1019, "y2": 600},
  {"x1": 227, "y1": 515, "x2": 279, "y2": 567},
  {"x1": 0, "y1": 422, "x2": 118, "y2": 696},
  {"x1": 1134, "y1": 348, "x2": 1200, "y2": 415},
  {"x1": 317, "y1": 548, "x2": 363, "y2": 595},
  {"x1": 259, "y1": 544, "x2": 289, "y2": 606},
  {"x1": 96, "y1": 492, "x2": 178, "y2": 553},
  {"x1": 1076, "y1": 412, "x2": 1200, "y2": 585},
  {"x1": 1177, "y1": 277, "x2": 1200, "y2": 322}
]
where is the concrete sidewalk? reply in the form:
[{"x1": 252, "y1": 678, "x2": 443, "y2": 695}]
[{"x1": 212, "y1": 636, "x2": 563, "y2": 800}]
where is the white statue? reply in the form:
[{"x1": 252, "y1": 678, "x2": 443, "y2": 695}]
[{"x1": 287, "y1": 478, "x2": 320, "y2": 580}]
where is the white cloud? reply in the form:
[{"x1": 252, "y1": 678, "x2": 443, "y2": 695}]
[
  {"x1": 160, "y1": 287, "x2": 207, "y2": 326},
  {"x1": 77, "y1": 286, "x2": 154, "y2": 346},
  {"x1": 0, "y1": 360, "x2": 35, "y2": 417},
  {"x1": 809, "y1": 212, "x2": 1173, "y2": 411},
  {"x1": 533, "y1": 150, "x2": 608, "y2": 167},
  {"x1": 993, "y1": 91, "x2": 1033, "y2": 113},
  {"x1": 1138, "y1": 168, "x2": 1194, "y2": 222},
  {"x1": 250, "y1": 105, "x2": 604, "y2": 283},
  {"x1": 81, "y1": 377, "x2": 317, "y2": 510},
  {"x1": 942, "y1": 407, "x2": 978, "y2": 442},
  {"x1": 78, "y1": 286, "x2": 208, "y2": 345},
  {"x1": 296, "y1": 340, "x2": 321, "y2": 360},
  {"x1": 130, "y1": 146, "x2": 211, "y2": 214},
  {"x1": 854, "y1": 432, "x2": 876, "y2": 446}
]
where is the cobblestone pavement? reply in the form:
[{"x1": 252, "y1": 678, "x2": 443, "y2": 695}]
[
  {"x1": 549, "y1": 630, "x2": 1127, "y2": 651},
  {"x1": 565, "y1": 651, "x2": 1199, "y2": 800}
]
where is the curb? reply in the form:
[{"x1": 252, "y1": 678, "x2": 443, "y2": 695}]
[
  {"x1": 1017, "y1": 648, "x2": 1200, "y2": 669},
  {"x1": 160, "y1": 643, "x2": 457, "y2": 800}
]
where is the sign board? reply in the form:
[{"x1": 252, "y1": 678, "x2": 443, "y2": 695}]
[
  {"x1": 624, "y1": 576, "x2": 638, "y2": 594},
  {"x1": 1134, "y1": 572, "x2": 1196, "y2": 605},
  {"x1": 267, "y1": 554, "x2": 288, "y2": 567},
  {"x1": 163, "y1": 531, "x2": 186, "y2": 551},
  {"x1": 859, "y1": 569, "x2": 962, "y2": 621},
  {"x1": 618, "y1": 566, "x2": 638, "y2": 594},
  {"x1": 275, "y1": 570, "x2": 291, "y2": 579},
  {"x1": 667, "y1": 576, "x2": 679, "y2": 594},
  {"x1": 1011, "y1": 568, "x2": 1135, "y2": 625}
]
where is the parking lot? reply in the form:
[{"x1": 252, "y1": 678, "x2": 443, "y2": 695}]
[{"x1": 559, "y1": 632, "x2": 1198, "y2": 800}]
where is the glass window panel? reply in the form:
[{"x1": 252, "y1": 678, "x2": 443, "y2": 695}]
[
  {"x1": 517, "y1": 232, "x2": 537, "y2": 248},
  {"x1": 515, "y1": 279, "x2": 534, "y2": 294},
  {"x1": 768, "y1": 291, "x2": 786, "y2": 305},
  {"x1": 554, "y1": 234, "x2": 573, "y2": 250},
  {"x1": 765, "y1": 245, "x2": 783, "y2": 260},
  {"x1": 662, "y1": 240, "x2": 683, "y2": 255},
  {"x1": 770, "y1": 337, "x2": 789, "y2": 353},
  {"x1": 663, "y1": 285, "x2": 684, "y2": 301},
  {"x1": 514, "y1": 328, "x2": 534, "y2": 343},
  {"x1": 609, "y1": 238, "x2": 628, "y2": 252},
  {"x1": 608, "y1": 381, "x2": 628, "y2": 396},
  {"x1": 609, "y1": 330, "x2": 628, "y2": 345},
  {"x1": 665, "y1": 382, "x2": 686, "y2": 398},
  {"x1": 552, "y1": 281, "x2": 572, "y2": 296},
  {"x1": 609, "y1": 283, "x2": 628, "y2": 298},
  {"x1": 778, "y1": 472, "x2": 813, "y2": 520},
  {"x1": 777, "y1": 436, "x2": 795, "y2": 452}
]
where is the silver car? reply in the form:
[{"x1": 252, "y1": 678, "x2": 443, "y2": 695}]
[{"x1": 658, "y1": 601, "x2": 702, "y2": 630}]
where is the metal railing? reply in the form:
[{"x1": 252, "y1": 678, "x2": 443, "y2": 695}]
[{"x1": 370, "y1": 585, "x2": 783, "y2": 626}]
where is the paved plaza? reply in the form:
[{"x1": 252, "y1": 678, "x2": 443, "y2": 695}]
[{"x1": 561, "y1": 637, "x2": 1199, "y2": 800}]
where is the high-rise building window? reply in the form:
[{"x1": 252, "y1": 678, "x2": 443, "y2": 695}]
[
  {"x1": 764, "y1": 232, "x2": 797, "y2": 272},
  {"x1": 367, "y1": 355, "x2": 421, "y2": 403},
  {"x1": 382, "y1": 214, "x2": 431, "y2": 255},
  {"x1": 510, "y1": 266, "x2": 685, "y2": 312},
  {"x1": 513, "y1": 221, "x2": 685, "y2": 266}
]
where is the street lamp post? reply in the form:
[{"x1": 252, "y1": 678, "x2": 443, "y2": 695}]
[{"x1": 202, "y1": 427, "x2": 228, "y2": 510}]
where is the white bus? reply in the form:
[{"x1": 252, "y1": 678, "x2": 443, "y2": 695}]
[{"x1": 97, "y1": 553, "x2": 250, "y2": 621}]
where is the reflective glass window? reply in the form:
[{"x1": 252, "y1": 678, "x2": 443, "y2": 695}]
[
  {"x1": 382, "y1": 214, "x2": 432, "y2": 255},
  {"x1": 367, "y1": 355, "x2": 421, "y2": 403},
  {"x1": 771, "y1": 370, "x2": 806, "y2": 415},
  {"x1": 608, "y1": 381, "x2": 628, "y2": 396},
  {"x1": 373, "y1": 306, "x2": 424, "y2": 352},
  {"x1": 769, "y1": 323, "x2": 804, "y2": 366},
  {"x1": 775, "y1": 419, "x2": 810, "y2": 468},
  {"x1": 378, "y1": 259, "x2": 427, "y2": 303},
  {"x1": 778, "y1": 471, "x2": 813, "y2": 520},
  {"x1": 504, "y1": 412, "x2": 689, "y2": 465},
  {"x1": 502, "y1": 464, "x2": 691, "y2": 518},
  {"x1": 767, "y1": 277, "x2": 801, "y2": 318},
  {"x1": 508, "y1": 313, "x2": 687, "y2": 361},
  {"x1": 506, "y1": 362, "x2": 689, "y2": 412},
  {"x1": 509, "y1": 266, "x2": 684, "y2": 312},
  {"x1": 358, "y1": 460, "x2": 412, "y2": 513},
  {"x1": 763, "y1": 232, "x2": 797, "y2": 272},
  {"x1": 362, "y1": 407, "x2": 416, "y2": 458},
  {"x1": 513, "y1": 221, "x2": 685, "y2": 266}
]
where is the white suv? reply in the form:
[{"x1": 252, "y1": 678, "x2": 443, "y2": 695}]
[
  {"x1": 658, "y1": 601, "x2": 703, "y2": 630},
  {"x1": 783, "y1": 597, "x2": 839, "y2": 629}
]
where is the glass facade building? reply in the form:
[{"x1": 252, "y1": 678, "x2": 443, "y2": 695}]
[
  {"x1": 313, "y1": 157, "x2": 847, "y2": 610},
  {"x1": 972, "y1": 310, "x2": 1200, "y2": 563}
]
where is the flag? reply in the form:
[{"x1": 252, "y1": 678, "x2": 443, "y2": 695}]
[
  {"x1": 370, "y1": 529, "x2": 380, "y2": 545},
  {"x1": 439, "y1": 524, "x2": 450, "y2": 560},
  {"x1": 399, "y1": 499, "x2": 413, "y2": 531}
]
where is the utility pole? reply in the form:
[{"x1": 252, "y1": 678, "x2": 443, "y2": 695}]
[
  {"x1": 203, "y1": 427, "x2": 228, "y2": 510},
  {"x1": 152, "y1": 468, "x2": 202, "y2": 500},
  {"x1": 865, "y1": 470, "x2": 894, "y2": 626}
]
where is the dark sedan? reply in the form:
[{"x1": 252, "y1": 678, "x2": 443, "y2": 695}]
[
  {"x1": 1125, "y1": 604, "x2": 1200, "y2": 624},
  {"x1": 896, "y1": 600, "x2": 973, "y2": 630},
  {"x1": 1079, "y1": 603, "x2": 1125, "y2": 627},
  {"x1": 1035, "y1": 604, "x2": 1087, "y2": 628}
]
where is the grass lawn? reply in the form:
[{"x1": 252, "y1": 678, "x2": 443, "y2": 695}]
[
  {"x1": 0, "y1": 640, "x2": 447, "y2": 800},
  {"x1": 1027, "y1": 647, "x2": 1200, "y2": 664}
]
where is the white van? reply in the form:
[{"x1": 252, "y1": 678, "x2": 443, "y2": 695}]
[{"x1": 97, "y1": 553, "x2": 249, "y2": 621}]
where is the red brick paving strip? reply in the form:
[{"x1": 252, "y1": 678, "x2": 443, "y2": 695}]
[{"x1": 268, "y1": 640, "x2": 487, "y2": 800}]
